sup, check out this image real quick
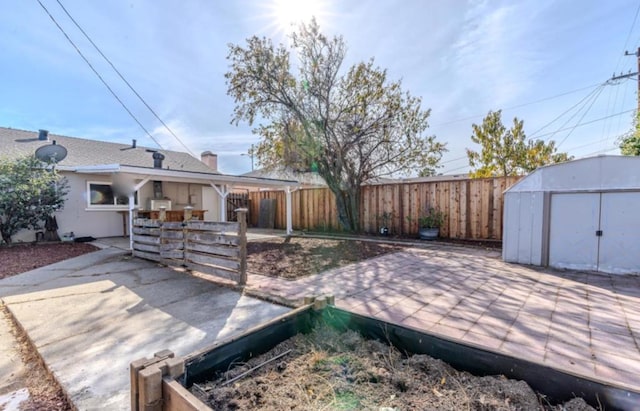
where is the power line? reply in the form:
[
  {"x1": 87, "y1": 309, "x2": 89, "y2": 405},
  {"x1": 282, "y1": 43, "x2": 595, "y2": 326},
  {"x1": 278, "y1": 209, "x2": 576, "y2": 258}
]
[
  {"x1": 54, "y1": 0, "x2": 198, "y2": 158},
  {"x1": 528, "y1": 84, "x2": 605, "y2": 138},
  {"x1": 35, "y1": 0, "x2": 164, "y2": 150},
  {"x1": 555, "y1": 86, "x2": 605, "y2": 148},
  {"x1": 432, "y1": 82, "x2": 604, "y2": 127},
  {"x1": 534, "y1": 108, "x2": 635, "y2": 139}
]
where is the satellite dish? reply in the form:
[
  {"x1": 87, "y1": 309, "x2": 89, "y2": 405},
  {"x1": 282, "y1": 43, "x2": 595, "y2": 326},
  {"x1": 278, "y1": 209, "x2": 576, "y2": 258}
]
[{"x1": 35, "y1": 140, "x2": 68, "y2": 163}]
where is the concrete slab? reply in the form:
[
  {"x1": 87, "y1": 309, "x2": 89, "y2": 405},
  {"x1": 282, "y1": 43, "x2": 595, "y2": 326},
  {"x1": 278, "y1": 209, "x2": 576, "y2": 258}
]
[
  {"x1": 1, "y1": 247, "x2": 290, "y2": 410},
  {"x1": 0, "y1": 309, "x2": 26, "y2": 396}
]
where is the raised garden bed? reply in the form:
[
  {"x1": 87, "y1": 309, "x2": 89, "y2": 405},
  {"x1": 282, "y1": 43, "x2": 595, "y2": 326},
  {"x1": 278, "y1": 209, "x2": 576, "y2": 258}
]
[{"x1": 132, "y1": 304, "x2": 639, "y2": 411}]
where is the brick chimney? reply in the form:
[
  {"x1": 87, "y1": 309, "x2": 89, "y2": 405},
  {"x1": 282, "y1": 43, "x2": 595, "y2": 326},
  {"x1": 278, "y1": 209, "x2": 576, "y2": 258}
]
[{"x1": 201, "y1": 151, "x2": 218, "y2": 172}]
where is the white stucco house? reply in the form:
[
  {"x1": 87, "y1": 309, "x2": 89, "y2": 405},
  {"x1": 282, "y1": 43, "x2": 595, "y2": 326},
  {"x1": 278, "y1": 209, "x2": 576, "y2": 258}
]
[
  {"x1": 0, "y1": 127, "x2": 299, "y2": 244},
  {"x1": 502, "y1": 155, "x2": 640, "y2": 274}
]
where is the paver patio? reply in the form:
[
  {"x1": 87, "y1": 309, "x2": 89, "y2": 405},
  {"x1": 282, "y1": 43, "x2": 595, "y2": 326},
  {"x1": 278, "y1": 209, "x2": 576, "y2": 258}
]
[{"x1": 247, "y1": 243, "x2": 640, "y2": 392}]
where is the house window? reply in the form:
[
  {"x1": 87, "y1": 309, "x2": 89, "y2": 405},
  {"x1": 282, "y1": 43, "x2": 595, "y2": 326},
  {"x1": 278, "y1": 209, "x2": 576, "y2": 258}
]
[{"x1": 87, "y1": 182, "x2": 138, "y2": 208}]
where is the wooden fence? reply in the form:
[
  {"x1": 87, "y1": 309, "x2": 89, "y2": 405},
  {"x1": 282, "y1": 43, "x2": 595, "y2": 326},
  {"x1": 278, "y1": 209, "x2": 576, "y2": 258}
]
[
  {"x1": 248, "y1": 177, "x2": 521, "y2": 240},
  {"x1": 132, "y1": 208, "x2": 248, "y2": 285}
]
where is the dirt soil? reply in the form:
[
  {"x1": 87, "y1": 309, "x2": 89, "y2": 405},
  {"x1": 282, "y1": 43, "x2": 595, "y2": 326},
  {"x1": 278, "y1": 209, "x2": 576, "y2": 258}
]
[
  {"x1": 191, "y1": 325, "x2": 594, "y2": 411},
  {"x1": 247, "y1": 237, "x2": 405, "y2": 280},
  {"x1": 2, "y1": 306, "x2": 73, "y2": 411},
  {"x1": 0, "y1": 242, "x2": 97, "y2": 279}
]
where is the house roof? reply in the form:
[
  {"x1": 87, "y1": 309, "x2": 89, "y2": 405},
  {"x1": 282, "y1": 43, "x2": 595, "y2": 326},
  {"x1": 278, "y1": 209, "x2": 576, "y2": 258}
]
[
  {"x1": 0, "y1": 127, "x2": 299, "y2": 189},
  {"x1": 0, "y1": 127, "x2": 215, "y2": 173},
  {"x1": 242, "y1": 168, "x2": 327, "y2": 187}
]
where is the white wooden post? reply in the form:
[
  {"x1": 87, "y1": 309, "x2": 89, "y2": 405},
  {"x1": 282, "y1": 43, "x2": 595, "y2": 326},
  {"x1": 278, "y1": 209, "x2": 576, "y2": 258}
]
[
  {"x1": 285, "y1": 186, "x2": 293, "y2": 235},
  {"x1": 129, "y1": 176, "x2": 150, "y2": 253},
  {"x1": 128, "y1": 194, "x2": 135, "y2": 252},
  {"x1": 211, "y1": 184, "x2": 229, "y2": 222}
]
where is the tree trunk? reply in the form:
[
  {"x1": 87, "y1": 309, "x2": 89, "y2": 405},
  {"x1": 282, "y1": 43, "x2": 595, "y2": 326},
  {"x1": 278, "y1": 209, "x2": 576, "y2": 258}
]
[{"x1": 332, "y1": 185, "x2": 360, "y2": 232}]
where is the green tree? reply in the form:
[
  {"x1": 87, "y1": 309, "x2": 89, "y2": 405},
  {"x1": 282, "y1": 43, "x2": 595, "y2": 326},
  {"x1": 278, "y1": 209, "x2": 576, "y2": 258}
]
[
  {"x1": 226, "y1": 20, "x2": 446, "y2": 231},
  {"x1": 617, "y1": 111, "x2": 640, "y2": 155},
  {"x1": 466, "y1": 110, "x2": 571, "y2": 178},
  {"x1": 0, "y1": 156, "x2": 69, "y2": 244}
]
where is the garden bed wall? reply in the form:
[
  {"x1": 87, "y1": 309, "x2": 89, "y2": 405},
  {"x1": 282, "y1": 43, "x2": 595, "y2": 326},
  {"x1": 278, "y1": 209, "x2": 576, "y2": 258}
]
[
  {"x1": 248, "y1": 176, "x2": 521, "y2": 240},
  {"x1": 130, "y1": 302, "x2": 639, "y2": 411}
]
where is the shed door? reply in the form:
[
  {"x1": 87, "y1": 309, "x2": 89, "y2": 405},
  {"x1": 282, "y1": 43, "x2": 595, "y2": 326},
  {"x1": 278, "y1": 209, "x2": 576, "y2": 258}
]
[
  {"x1": 598, "y1": 192, "x2": 640, "y2": 274},
  {"x1": 549, "y1": 193, "x2": 600, "y2": 271}
]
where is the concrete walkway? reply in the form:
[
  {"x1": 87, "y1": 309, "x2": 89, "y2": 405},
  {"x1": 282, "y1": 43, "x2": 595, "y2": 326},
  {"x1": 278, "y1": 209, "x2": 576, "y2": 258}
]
[
  {"x1": 248, "y1": 244, "x2": 640, "y2": 393},
  {"x1": 0, "y1": 243, "x2": 289, "y2": 410}
]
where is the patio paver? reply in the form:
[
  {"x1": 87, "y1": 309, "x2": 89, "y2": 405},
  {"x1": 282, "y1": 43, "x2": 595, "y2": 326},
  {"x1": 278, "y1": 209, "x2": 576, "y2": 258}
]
[{"x1": 247, "y1": 244, "x2": 640, "y2": 392}]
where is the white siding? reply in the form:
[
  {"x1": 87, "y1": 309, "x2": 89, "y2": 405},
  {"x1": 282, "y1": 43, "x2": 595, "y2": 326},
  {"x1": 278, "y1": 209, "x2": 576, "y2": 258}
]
[{"x1": 502, "y1": 192, "x2": 544, "y2": 265}]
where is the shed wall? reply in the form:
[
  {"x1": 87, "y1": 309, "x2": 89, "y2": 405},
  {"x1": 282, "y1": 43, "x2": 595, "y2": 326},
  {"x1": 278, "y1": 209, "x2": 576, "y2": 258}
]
[{"x1": 502, "y1": 192, "x2": 544, "y2": 265}]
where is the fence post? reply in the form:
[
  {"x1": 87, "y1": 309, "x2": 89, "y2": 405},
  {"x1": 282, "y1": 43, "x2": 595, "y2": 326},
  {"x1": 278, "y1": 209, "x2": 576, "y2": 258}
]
[
  {"x1": 183, "y1": 206, "x2": 193, "y2": 222},
  {"x1": 235, "y1": 208, "x2": 248, "y2": 285}
]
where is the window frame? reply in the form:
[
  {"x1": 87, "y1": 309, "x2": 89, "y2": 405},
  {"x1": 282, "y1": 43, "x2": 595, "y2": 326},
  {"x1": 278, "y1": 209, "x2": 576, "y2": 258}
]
[{"x1": 86, "y1": 181, "x2": 139, "y2": 210}]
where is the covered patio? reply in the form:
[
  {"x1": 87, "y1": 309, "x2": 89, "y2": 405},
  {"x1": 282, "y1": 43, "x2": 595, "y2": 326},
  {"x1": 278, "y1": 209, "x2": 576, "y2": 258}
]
[{"x1": 69, "y1": 164, "x2": 300, "y2": 249}]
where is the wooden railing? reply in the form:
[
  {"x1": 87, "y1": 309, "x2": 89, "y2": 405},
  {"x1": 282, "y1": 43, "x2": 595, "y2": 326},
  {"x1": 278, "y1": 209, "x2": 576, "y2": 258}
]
[{"x1": 132, "y1": 208, "x2": 248, "y2": 285}]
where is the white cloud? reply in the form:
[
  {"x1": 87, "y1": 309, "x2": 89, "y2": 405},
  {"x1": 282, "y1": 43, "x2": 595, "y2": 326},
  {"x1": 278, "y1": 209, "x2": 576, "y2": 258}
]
[{"x1": 447, "y1": 0, "x2": 551, "y2": 110}]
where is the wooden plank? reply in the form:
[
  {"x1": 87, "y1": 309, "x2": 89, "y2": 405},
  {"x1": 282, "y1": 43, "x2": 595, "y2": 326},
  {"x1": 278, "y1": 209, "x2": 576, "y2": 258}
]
[
  {"x1": 449, "y1": 181, "x2": 459, "y2": 238},
  {"x1": 186, "y1": 221, "x2": 239, "y2": 232},
  {"x1": 160, "y1": 222, "x2": 184, "y2": 230},
  {"x1": 186, "y1": 232, "x2": 240, "y2": 246},
  {"x1": 185, "y1": 262, "x2": 239, "y2": 282},
  {"x1": 133, "y1": 234, "x2": 160, "y2": 245},
  {"x1": 185, "y1": 252, "x2": 240, "y2": 270},
  {"x1": 186, "y1": 242, "x2": 239, "y2": 258},
  {"x1": 460, "y1": 181, "x2": 469, "y2": 239},
  {"x1": 133, "y1": 250, "x2": 163, "y2": 262},
  {"x1": 162, "y1": 377, "x2": 209, "y2": 411},
  {"x1": 161, "y1": 230, "x2": 185, "y2": 240},
  {"x1": 133, "y1": 243, "x2": 160, "y2": 253},
  {"x1": 133, "y1": 227, "x2": 161, "y2": 236},
  {"x1": 133, "y1": 218, "x2": 160, "y2": 227},
  {"x1": 160, "y1": 242, "x2": 184, "y2": 251},
  {"x1": 160, "y1": 250, "x2": 185, "y2": 259}
]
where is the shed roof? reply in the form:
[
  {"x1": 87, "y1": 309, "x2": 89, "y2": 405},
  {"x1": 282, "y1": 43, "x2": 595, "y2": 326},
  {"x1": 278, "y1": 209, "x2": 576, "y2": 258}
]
[{"x1": 505, "y1": 155, "x2": 640, "y2": 193}]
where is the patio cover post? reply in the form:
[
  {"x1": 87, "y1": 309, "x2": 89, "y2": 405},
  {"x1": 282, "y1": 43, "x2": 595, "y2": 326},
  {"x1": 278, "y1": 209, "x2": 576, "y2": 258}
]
[
  {"x1": 285, "y1": 186, "x2": 293, "y2": 235},
  {"x1": 211, "y1": 183, "x2": 229, "y2": 222},
  {"x1": 129, "y1": 177, "x2": 150, "y2": 251}
]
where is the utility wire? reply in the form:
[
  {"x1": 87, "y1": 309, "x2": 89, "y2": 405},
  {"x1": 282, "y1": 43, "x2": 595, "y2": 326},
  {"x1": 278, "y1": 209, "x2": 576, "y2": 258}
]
[
  {"x1": 534, "y1": 108, "x2": 635, "y2": 140},
  {"x1": 555, "y1": 86, "x2": 605, "y2": 148},
  {"x1": 35, "y1": 0, "x2": 164, "y2": 150},
  {"x1": 528, "y1": 84, "x2": 605, "y2": 138},
  {"x1": 54, "y1": 0, "x2": 198, "y2": 158},
  {"x1": 432, "y1": 82, "x2": 604, "y2": 127}
]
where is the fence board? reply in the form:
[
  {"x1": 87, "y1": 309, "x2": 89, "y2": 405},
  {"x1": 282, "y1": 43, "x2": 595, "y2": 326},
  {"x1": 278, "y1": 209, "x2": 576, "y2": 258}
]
[
  {"x1": 160, "y1": 250, "x2": 185, "y2": 260},
  {"x1": 161, "y1": 230, "x2": 184, "y2": 240},
  {"x1": 133, "y1": 243, "x2": 160, "y2": 253},
  {"x1": 186, "y1": 221, "x2": 239, "y2": 232},
  {"x1": 133, "y1": 227, "x2": 161, "y2": 236},
  {"x1": 186, "y1": 242, "x2": 239, "y2": 258},
  {"x1": 133, "y1": 234, "x2": 160, "y2": 245},
  {"x1": 186, "y1": 232, "x2": 240, "y2": 246},
  {"x1": 185, "y1": 252, "x2": 240, "y2": 271},
  {"x1": 247, "y1": 176, "x2": 521, "y2": 240}
]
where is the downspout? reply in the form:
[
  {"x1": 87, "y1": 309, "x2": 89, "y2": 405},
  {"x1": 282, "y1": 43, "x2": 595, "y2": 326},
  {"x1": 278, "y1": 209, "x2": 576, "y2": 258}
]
[{"x1": 285, "y1": 186, "x2": 294, "y2": 235}]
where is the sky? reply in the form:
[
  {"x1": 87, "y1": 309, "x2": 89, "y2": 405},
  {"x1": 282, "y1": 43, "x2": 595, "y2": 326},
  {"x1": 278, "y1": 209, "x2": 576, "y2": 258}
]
[{"x1": 1, "y1": 0, "x2": 639, "y2": 175}]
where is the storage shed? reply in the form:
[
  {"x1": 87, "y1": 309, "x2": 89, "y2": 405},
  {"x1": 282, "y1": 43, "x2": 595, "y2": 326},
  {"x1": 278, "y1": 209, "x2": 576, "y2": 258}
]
[{"x1": 503, "y1": 155, "x2": 640, "y2": 274}]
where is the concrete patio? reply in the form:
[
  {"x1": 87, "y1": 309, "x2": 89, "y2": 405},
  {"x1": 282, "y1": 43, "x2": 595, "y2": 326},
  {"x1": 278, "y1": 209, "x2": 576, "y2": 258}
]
[{"x1": 0, "y1": 242, "x2": 289, "y2": 410}]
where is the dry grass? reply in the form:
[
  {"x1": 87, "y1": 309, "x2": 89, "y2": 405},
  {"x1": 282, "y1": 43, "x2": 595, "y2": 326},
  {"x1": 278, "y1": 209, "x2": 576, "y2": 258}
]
[
  {"x1": 191, "y1": 324, "x2": 596, "y2": 411},
  {"x1": 2, "y1": 305, "x2": 73, "y2": 410}
]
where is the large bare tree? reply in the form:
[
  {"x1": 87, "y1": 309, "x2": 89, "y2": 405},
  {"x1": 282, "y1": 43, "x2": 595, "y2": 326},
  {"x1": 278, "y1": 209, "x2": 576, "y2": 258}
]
[{"x1": 226, "y1": 20, "x2": 445, "y2": 231}]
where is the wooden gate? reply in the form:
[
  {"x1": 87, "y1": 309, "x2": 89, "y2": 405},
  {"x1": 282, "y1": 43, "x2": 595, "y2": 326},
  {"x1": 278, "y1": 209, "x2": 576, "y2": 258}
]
[
  {"x1": 132, "y1": 209, "x2": 248, "y2": 285},
  {"x1": 227, "y1": 192, "x2": 249, "y2": 222}
]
